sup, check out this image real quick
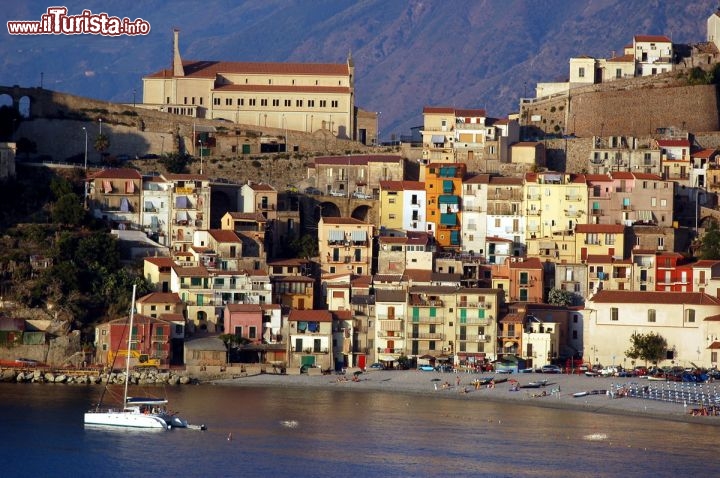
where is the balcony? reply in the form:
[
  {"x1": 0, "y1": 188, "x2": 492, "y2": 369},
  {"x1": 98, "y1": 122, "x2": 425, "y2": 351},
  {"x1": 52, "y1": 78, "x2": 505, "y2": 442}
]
[
  {"x1": 526, "y1": 209, "x2": 541, "y2": 216},
  {"x1": 410, "y1": 316, "x2": 444, "y2": 324},
  {"x1": 565, "y1": 195, "x2": 583, "y2": 201},
  {"x1": 564, "y1": 210, "x2": 583, "y2": 218},
  {"x1": 527, "y1": 193, "x2": 541, "y2": 200},
  {"x1": 459, "y1": 317, "x2": 491, "y2": 325},
  {"x1": 457, "y1": 302, "x2": 478, "y2": 308},
  {"x1": 409, "y1": 298, "x2": 444, "y2": 307},
  {"x1": 378, "y1": 331, "x2": 404, "y2": 339},
  {"x1": 257, "y1": 203, "x2": 276, "y2": 211},
  {"x1": 408, "y1": 332, "x2": 445, "y2": 340},
  {"x1": 591, "y1": 208, "x2": 603, "y2": 216}
]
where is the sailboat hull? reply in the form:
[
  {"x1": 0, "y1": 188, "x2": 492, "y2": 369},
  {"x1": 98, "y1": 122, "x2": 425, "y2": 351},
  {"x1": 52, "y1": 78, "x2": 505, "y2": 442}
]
[{"x1": 84, "y1": 409, "x2": 168, "y2": 429}]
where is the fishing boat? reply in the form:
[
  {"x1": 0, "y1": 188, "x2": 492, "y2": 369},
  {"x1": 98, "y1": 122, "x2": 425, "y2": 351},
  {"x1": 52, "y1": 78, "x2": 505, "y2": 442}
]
[{"x1": 84, "y1": 285, "x2": 187, "y2": 430}]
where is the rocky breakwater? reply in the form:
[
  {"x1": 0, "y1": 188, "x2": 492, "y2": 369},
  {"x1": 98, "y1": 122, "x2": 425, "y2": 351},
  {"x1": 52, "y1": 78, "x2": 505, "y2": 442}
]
[{"x1": 1, "y1": 368, "x2": 196, "y2": 386}]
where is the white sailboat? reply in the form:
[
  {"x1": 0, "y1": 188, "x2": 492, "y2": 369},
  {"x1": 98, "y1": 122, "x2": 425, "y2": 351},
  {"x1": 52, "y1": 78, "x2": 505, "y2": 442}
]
[{"x1": 84, "y1": 285, "x2": 177, "y2": 430}]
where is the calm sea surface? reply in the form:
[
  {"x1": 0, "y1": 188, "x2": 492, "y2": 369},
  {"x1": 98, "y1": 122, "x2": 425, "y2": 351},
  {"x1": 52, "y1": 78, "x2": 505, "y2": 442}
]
[{"x1": 1, "y1": 382, "x2": 719, "y2": 477}]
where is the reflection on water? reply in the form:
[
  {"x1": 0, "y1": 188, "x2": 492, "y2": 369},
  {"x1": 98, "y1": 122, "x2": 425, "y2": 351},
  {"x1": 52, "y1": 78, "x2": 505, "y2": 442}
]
[{"x1": 1, "y1": 383, "x2": 718, "y2": 477}]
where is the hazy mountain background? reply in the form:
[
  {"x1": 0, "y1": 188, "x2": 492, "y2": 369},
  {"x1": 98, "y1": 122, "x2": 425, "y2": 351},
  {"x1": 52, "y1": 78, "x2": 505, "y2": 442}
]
[{"x1": 0, "y1": 0, "x2": 715, "y2": 139}]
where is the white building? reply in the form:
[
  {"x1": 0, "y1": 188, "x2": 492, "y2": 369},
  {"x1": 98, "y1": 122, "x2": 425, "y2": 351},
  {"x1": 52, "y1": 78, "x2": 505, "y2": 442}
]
[{"x1": 461, "y1": 173, "x2": 489, "y2": 255}]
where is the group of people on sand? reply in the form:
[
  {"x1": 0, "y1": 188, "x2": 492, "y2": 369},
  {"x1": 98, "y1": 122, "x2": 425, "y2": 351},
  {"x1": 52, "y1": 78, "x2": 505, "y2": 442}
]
[{"x1": 335, "y1": 375, "x2": 361, "y2": 383}]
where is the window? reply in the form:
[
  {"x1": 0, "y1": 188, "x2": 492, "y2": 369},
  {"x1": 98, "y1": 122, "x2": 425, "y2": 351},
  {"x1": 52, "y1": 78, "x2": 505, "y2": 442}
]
[
  {"x1": 308, "y1": 100, "x2": 315, "y2": 107},
  {"x1": 615, "y1": 68, "x2": 622, "y2": 79},
  {"x1": 610, "y1": 307, "x2": 618, "y2": 321},
  {"x1": 686, "y1": 309, "x2": 695, "y2": 323},
  {"x1": 249, "y1": 99, "x2": 256, "y2": 106},
  {"x1": 260, "y1": 99, "x2": 268, "y2": 106},
  {"x1": 648, "y1": 309, "x2": 656, "y2": 322},
  {"x1": 225, "y1": 98, "x2": 232, "y2": 105},
  {"x1": 296, "y1": 100, "x2": 303, "y2": 107},
  {"x1": 272, "y1": 99, "x2": 279, "y2": 107},
  {"x1": 213, "y1": 98, "x2": 220, "y2": 106},
  {"x1": 284, "y1": 99, "x2": 291, "y2": 107},
  {"x1": 320, "y1": 100, "x2": 327, "y2": 107},
  {"x1": 331, "y1": 100, "x2": 338, "y2": 108},
  {"x1": 239, "y1": 99, "x2": 244, "y2": 106},
  {"x1": 579, "y1": 67, "x2": 585, "y2": 78}
]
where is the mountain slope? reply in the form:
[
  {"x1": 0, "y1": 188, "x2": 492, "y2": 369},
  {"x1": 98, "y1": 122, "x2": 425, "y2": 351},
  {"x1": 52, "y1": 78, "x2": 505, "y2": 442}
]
[{"x1": 0, "y1": 0, "x2": 714, "y2": 138}]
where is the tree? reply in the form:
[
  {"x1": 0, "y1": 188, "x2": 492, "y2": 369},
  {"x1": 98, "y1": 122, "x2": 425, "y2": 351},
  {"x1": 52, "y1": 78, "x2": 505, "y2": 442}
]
[
  {"x1": 696, "y1": 219, "x2": 720, "y2": 259},
  {"x1": 547, "y1": 288, "x2": 573, "y2": 306},
  {"x1": 289, "y1": 234, "x2": 318, "y2": 259},
  {"x1": 51, "y1": 193, "x2": 85, "y2": 226},
  {"x1": 625, "y1": 332, "x2": 667, "y2": 367},
  {"x1": 94, "y1": 133, "x2": 110, "y2": 157},
  {"x1": 159, "y1": 152, "x2": 190, "y2": 174}
]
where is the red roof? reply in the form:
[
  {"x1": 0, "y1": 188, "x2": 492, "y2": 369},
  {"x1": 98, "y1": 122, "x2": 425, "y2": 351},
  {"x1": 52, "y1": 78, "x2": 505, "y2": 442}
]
[
  {"x1": 226, "y1": 304, "x2": 262, "y2": 313},
  {"x1": 590, "y1": 290, "x2": 720, "y2": 305},
  {"x1": 144, "y1": 257, "x2": 175, "y2": 267},
  {"x1": 91, "y1": 168, "x2": 142, "y2": 180},
  {"x1": 136, "y1": 292, "x2": 181, "y2": 304},
  {"x1": 321, "y1": 217, "x2": 368, "y2": 225},
  {"x1": 575, "y1": 224, "x2": 625, "y2": 233},
  {"x1": 213, "y1": 84, "x2": 350, "y2": 94},
  {"x1": 288, "y1": 309, "x2": 333, "y2": 322},
  {"x1": 423, "y1": 106, "x2": 486, "y2": 117},
  {"x1": 209, "y1": 229, "x2": 241, "y2": 243},
  {"x1": 657, "y1": 139, "x2": 690, "y2": 148},
  {"x1": 379, "y1": 180, "x2": 425, "y2": 191},
  {"x1": 146, "y1": 60, "x2": 349, "y2": 79},
  {"x1": 634, "y1": 35, "x2": 671, "y2": 43},
  {"x1": 314, "y1": 155, "x2": 402, "y2": 165}
]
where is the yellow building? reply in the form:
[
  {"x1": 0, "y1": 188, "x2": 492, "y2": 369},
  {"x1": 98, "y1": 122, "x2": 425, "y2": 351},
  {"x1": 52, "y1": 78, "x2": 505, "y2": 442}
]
[
  {"x1": 142, "y1": 30, "x2": 358, "y2": 140},
  {"x1": 574, "y1": 224, "x2": 627, "y2": 261},
  {"x1": 425, "y1": 163, "x2": 466, "y2": 249},
  {"x1": 524, "y1": 172, "x2": 589, "y2": 240}
]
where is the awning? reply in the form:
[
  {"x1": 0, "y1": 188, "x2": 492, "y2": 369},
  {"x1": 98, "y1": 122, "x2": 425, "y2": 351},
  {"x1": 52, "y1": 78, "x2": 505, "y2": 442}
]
[
  {"x1": 431, "y1": 134, "x2": 445, "y2": 143},
  {"x1": 637, "y1": 210, "x2": 653, "y2": 222},
  {"x1": 176, "y1": 196, "x2": 189, "y2": 208},
  {"x1": 351, "y1": 230, "x2": 367, "y2": 241},
  {"x1": 328, "y1": 230, "x2": 345, "y2": 241},
  {"x1": 504, "y1": 341, "x2": 515, "y2": 348},
  {"x1": 440, "y1": 213, "x2": 457, "y2": 226},
  {"x1": 380, "y1": 320, "x2": 401, "y2": 331},
  {"x1": 378, "y1": 355, "x2": 398, "y2": 362},
  {"x1": 176, "y1": 211, "x2": 188, "y2": 221},
  {"x1": 438, "y1": 195, "x2": 459, "y2": 204}
]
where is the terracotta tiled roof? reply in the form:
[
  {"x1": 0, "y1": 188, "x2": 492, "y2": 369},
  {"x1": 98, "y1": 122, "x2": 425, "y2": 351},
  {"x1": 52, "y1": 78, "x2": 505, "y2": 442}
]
[
  {"x1": 91, "y1": 168, "x2": 142, "y2": 179},
  {"x1": 575, "y1": 224, "x2": 625, "y2": 233},
  {"x1": 226, "y1": 212, "x2": 267, "y2": 222},
  {"x1": 489, "y1": 176, "x2": 523, "y2": 185},
  {"x1": 373, "y1": 274, "x2": 403, "y2": 282},
  {"x1": 403, "y1": 269, "x2": 433, "y2": 283},
  {"x1": 508, "y1": 257, "x2": 543, "y2": 269},
  {"x1": 245, "y1": 182, "x2": 276, "y2": 192},
  {"x1": 144, "y1": 257, "x2": 175, "y2": 267},
  {"x1": 693, "y1": 260, "x2": 720, "y2": 268},
  {"x1": 631, "y1": 172, "x2": 663, "y2": 180},
  {"x1": 172, "y1": 265, "x2": 209, "y2": 277},
  {"x1": 606, "y1": 53, "x2": 634, "y2": 62},
  {"x1": 288, "y1": 309, "x2": 333, "y2": 322},
  {"x1": 314, "y1": 155, "x2": 402, "y2": 165},
  {"x1": 375, "y1": 289, "x2": 407, "y2": 302},
  {"x1": 208, "y1": 229, "x2": 241, "y2": 243},
  {"x1": 463, "y1": 174, "x2": 491, "y2": 184},
  {"x1": 146, "y1": 60, "x2": 349, "y2": 79},
  {"x1": 321, "y1": 217, "x2": 368, "y2": 225},
  {"x1": 379, "y1": 180, "x2": 425, "y2": 191},
  {"x1": 657, "y1": 139, "x2": 690, "y2": 148},
  {"x1": 692, "y1": 148, "x2": 717, "y2": 159},
  {"x1": 590, "y1": 290, "x2": 720, "y2": 305},
  {"x1": 585, "y1": 254, "x2": 631, "y2": 264},
  {"x1": 213, "y1": 84, "x2": 350, "y2": 94},
  {"x1": 136, "y1": 292, "x2": 182, "y2": 304},
  {"x1": 226, "y1": 304, "x2": 262, "y2": 313},
  {"x1": 634, "y1": 35, "x2": 671, "y2": 43}
]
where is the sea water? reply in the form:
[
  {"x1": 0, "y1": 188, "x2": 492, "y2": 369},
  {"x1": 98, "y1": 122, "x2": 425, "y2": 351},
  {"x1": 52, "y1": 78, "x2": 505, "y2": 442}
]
[{"x1": 0, "y1": 383, "x2": 717, "y2": 477}]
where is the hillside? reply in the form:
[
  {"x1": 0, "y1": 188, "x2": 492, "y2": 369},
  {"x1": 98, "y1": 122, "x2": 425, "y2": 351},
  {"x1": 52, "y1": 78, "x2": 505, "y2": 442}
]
[{"x1": 0, "y1": 0, "x2": 715, "y2": 139}]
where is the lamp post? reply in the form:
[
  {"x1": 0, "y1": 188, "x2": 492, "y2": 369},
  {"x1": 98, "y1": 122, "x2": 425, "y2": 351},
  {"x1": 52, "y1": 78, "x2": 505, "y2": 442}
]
[
  {"x1": 198, "y1": 139, "x2": 203, "y2": 174},
  {"x1": 82, "y1": 127, "x2": 88, "y2": 206},
  {"x1": 99, "y1": 118, "x2": 102, "y2": 136},
  {"x1": 376, "y1": 111, "x2": 381, "y2": 146}
]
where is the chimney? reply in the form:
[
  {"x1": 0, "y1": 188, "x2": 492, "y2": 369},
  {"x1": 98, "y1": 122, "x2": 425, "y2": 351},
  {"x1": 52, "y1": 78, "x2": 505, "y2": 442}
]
[{"x1": 173, "y1": 28, "x2": 185, "y2": 77}]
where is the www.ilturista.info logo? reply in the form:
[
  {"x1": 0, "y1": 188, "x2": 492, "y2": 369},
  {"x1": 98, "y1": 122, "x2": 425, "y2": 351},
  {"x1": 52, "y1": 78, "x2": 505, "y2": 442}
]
[{"x1": 7, "y1": 7, "x2": 150, "y2": 36}]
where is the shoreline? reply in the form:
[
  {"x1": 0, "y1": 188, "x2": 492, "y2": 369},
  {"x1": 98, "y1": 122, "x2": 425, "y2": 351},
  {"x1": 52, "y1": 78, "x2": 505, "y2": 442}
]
[{"x1": 213, "y1": 370, "x2": 720, "y2": 426}]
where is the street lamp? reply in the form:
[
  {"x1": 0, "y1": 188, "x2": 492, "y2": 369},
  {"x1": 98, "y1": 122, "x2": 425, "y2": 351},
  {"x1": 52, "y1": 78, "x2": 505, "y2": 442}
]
[
  {"x1": 82, "y1": 127, "x2": 88, "y2": 206},
  {"x1": 198, "y1": 139, "x2": 203, "y2": 174}
]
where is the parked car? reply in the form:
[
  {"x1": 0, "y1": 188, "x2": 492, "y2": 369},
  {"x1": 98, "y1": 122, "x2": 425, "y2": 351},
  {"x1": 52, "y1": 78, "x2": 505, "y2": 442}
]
[
  {"x1": 368, "y1": 362, "x2": 384, "y2": 370},
  {"x1": 418, "y1": 365, "x2": 435, "y2": 372},
  {"x1": 352, "y1": 191, "x2": 373, "y2": 199},
  {"x1": 329, "y1": 190, "x2": 346, "y2": 197},
  {"x1": 304, "y1": 187, "x2": 322, "y2": 195},
  {"x1": 599, "y1": 366, "x2": 618, "y2": 377},
  {"x1": 541, "y1": 364, "x2": 562, "y2": 374},
  {"x1": 435, "y1": 364, "x2": 454, "y2": 373}
]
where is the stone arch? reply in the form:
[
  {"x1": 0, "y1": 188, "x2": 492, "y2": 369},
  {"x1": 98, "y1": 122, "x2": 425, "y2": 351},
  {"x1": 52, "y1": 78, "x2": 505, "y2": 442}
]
[
  {"x1": 350, "y1": 204, "x2": 371, "y2": 222},
  {"x1": 18, "y1": 96, "x2": 30, "y2": 118},
  {"x1": 318, "y1": 201, "x2": 341, "y2": 219}
]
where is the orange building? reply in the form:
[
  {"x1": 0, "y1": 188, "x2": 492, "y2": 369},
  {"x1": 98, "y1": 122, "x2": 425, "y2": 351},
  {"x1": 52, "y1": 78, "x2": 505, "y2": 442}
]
[{"x1": 424, "y1": 162, "x2": 466, "y2": 249}]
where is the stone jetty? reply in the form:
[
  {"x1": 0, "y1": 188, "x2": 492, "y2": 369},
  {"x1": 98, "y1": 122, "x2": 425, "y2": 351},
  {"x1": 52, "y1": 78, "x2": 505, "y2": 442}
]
[{"x1": 1, "y1": 368, "x2": 195, "y2": 386}]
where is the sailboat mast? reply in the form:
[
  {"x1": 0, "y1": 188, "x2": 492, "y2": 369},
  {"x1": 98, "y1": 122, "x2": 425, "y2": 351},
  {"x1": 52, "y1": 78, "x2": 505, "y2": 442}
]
[{"x1": 123, "y1": 284, "x2": 137, "y2": 408}]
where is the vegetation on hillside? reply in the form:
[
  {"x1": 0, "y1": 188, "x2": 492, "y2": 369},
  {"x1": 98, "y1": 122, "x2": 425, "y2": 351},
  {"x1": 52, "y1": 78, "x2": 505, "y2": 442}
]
[{"x1": 0, "y1": 166, "x2": 151, "y2": 336}]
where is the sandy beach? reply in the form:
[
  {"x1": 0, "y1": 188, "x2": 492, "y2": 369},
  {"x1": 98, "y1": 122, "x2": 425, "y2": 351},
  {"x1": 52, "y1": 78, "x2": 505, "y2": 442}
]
[{"x1": 214, "y1": 369, "x2": 720, "y2": 425}]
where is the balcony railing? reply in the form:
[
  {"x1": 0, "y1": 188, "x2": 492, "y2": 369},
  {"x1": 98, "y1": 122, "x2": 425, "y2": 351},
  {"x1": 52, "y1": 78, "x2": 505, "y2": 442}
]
[
  {"x1": 378, "y1": 331, "x2": 404, "y2": 339},
  {"x1": 408, "y1": 332, "x2": 445, "y2": 340},
  {"x1": 409, "y1": 299, "x2": 444, "y2": 307},
  {"x1": 409, "y1": 316, "x2": 444, "y2": 324}
]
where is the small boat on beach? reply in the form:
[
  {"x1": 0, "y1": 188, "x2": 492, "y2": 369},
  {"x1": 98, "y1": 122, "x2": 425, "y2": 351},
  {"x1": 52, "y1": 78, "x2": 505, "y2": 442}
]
[{"x1": 573, "y1": 390, "x2": 607, "y2": 398}]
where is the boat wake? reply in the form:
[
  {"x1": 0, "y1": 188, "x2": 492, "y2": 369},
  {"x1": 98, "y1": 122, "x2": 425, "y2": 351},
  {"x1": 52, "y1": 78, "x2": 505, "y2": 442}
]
[
  {"x1": 583, "y1": 433, "x2": 608, "y2": 441},
  {"x1": 280, "y1": 420, "x2": 299, "y2": 429}
]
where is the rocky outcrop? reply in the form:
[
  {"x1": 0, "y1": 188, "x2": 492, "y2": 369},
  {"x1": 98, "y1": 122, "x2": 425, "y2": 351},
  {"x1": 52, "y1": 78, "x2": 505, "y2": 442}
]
[{"x1": 0, "y1": 368, "x2": 198, "y2": 385}]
